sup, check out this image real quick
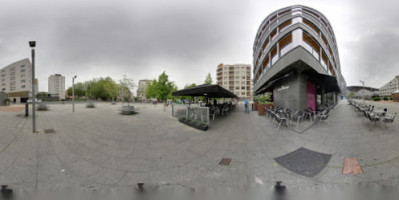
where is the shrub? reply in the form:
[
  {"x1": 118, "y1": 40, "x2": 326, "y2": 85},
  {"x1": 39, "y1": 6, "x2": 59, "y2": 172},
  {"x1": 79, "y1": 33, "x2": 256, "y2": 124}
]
[
  {"x1": 373, "y1": 97, "x2": 381, "y2": 101},
  {"x1": 383, "y1": 96, "x2": 388, "y2": 101}
]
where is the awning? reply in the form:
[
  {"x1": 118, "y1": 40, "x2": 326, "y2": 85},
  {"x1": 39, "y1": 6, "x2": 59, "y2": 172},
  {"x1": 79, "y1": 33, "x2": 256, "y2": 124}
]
[
  {"x1": 307, "y1": 72, "x2": 341, "y2": 93},
  {"x1": 255, "y1": 72, "x2": 293, "y2": 95},
  {"x1": 172, "y1": 84, "x2": 238, "y2": 98}
]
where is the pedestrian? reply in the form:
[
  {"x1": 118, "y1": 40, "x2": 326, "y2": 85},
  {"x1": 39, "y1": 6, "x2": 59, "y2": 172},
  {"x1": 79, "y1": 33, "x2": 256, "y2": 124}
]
[{"x1": 244, "y1": 98, "x2": 249, "y2": 114}]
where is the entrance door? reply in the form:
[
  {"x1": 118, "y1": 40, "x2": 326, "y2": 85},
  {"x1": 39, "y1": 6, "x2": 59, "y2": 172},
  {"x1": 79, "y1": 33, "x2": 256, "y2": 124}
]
[{"x1": 307, "y1": 82, "x2": 316, "y2": 111}]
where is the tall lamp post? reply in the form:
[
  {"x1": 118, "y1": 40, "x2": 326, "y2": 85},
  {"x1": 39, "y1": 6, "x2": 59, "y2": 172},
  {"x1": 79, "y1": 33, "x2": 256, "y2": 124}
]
[
  {"x1": 29, "y1": 41, "x2": 36, "y2": 133},
  {"x1": 72, "y1": 75, "x2": 77, "y2": 112},
  {"x1": 360, "y1": 80, "x2": 365, "y2": 104}
]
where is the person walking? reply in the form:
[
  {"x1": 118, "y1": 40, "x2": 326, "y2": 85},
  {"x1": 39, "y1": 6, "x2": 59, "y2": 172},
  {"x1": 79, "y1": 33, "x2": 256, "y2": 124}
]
[{"x1": 244, "y1": 98, "x2": 249, "y2": 114}]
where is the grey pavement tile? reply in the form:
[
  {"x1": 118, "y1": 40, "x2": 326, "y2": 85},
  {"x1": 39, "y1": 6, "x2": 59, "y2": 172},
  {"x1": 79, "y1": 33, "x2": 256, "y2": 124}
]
[{"x1": 1, "y1": 101, "x2": 399, "y2": 190}]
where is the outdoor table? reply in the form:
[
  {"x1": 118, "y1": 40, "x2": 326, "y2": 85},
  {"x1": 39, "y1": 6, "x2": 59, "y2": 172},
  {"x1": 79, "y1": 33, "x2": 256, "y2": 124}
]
[{"x1": 374, "y1": 110, "x2": 385, "y2": 117}]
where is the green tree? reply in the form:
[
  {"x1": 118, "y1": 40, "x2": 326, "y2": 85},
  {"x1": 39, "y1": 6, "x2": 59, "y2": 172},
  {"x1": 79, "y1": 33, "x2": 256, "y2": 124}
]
[
  {"x1": 144, "y1": 71, "x2": 175, "y2": 102},
  {"x1": 145, "y1": 80, "x2": 158, "y2": 99},
  {"x1": 204, "y1": 73, "x2": 213, "y2": 84},
  {"x1": 156, "y1": 71, "x2": 175, "y2": 101}
]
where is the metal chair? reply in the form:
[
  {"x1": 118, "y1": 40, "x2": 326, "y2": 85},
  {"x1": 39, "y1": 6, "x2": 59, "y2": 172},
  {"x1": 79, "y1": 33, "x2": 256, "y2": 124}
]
[
  {"x1": 366, "y1": 112, "x2": 380, "y2": 127},
  {"x1": 383, "y1": 112, "x2": 396, "y2": 127}
]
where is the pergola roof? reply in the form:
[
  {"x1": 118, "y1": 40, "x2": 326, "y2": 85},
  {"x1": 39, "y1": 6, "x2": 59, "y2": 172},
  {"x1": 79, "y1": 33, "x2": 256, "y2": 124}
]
[{"x1": 172, "y1": 84, "x2": 237, "y2": 98}]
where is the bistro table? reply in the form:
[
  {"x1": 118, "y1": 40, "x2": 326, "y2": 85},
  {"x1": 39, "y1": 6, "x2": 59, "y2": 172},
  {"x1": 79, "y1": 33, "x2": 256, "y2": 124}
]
[{"x1": 374, "y1": 110, "x2": 386, "y2": 117}]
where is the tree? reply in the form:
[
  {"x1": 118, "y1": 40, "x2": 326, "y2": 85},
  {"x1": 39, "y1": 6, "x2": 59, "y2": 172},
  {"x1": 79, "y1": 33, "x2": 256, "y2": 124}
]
[
  {"x1": 156, "y1": 71, "x2": 175, "y2": 101},
  {"x1": 120, "y1": 76, "x2": 136, "y2": 105},
  {"x1": 145, "y1": 80, "x2": 158, "y2": 99},
  {"x1": 204, "y1": 73, "x2": 213, "y2": 84}
]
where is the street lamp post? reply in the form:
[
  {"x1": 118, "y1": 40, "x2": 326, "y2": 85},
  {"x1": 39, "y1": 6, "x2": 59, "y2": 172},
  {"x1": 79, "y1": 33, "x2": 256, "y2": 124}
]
[
  {"x1": 360, "y1": 80, "x2": 365, "y2": 104},
  {"x1": 72, "y1": 75, "x2": 77, "y2": 112},
  {"x1": 29, "y1": 41, "x2": 36, "y2": 133}
]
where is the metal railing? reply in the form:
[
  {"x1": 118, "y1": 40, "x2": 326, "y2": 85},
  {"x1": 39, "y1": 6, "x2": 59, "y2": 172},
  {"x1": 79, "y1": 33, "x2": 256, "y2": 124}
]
[{"x1": 172, "y1": 104, "x2": 210, "y2": 126}]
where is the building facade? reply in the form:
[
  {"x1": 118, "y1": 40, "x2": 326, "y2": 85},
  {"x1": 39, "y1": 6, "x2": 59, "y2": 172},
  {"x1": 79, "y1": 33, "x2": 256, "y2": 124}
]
[
  {"x1": 48, "y1": 74, "x2": 66, "y2": 100},
  {"x1": 379, "y1": 75, "x2": 399, "y2": 97},
  {"x1": 253, "y1": 5, "x2": 346, "y2": 111},
  {"x1": 0, "y1": 58, "x2": 33, "y2": 103},
  {"x1": 347, "y1": 86, "x2": 379, "y2": 99},
  {"x1": 137, "y1": 79, "x2": 152, "y2": 101},
  {"x1": 216, "y1": 63, "x2": 252, "y2": 100}
]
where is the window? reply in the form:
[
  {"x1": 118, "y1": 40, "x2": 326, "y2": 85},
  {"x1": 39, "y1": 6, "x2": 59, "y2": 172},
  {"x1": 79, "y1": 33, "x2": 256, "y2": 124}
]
[
  {"x1": 271, "y1": 45, "x2": 278, "y2": 65},
  {"x1": 321, "y1": 34, "x2": 328, "y2": 47},
  {"x1": 303, "y1": 18, "x2": 319, "y2": 34},
  {"x1": 302, "y1": 31, "x2": 320, "y2": 60},
  {"x1": 279, "y1": 19, "x2": 292, "y2": 32},
  {"x1": 241, "y1": 86, "x2": 245, "y2": 90},
  {"x1": 242, "y1": 76, "x2": 246, "y2": 79},
  {"x1": 21, "y1": 85, "x2": 26, "y2": 88},
  {"x1": 270, "y1": 28, "x2": 277, "y2": 40},
  {"x1": 21, "y1": 65, "x2": 25, "y2": 68},
  {"x1": 241, "y1": 92, "x2": 245, "y2": 95},
  {"x1": 236, "y1": 76, "x2": 239, "y2": 79},
  {"x1": 236, "y1": 81, "x2": 239, "y2": 84},
  {"x1": 262, "y1": 56, "x2": 270, "y2": 71},
  {"x1": 21, "y1": 79, "x2": 25, "y2": 83},
  {"x1": 1, "y1": 83, "x2": 4, "y2": 86},
  {"x1": 241, "y1": 81, "x2": 245, "y2": 84},
  {"x1": 236, "y1": 86, "x2": 239, "y2": 90}
]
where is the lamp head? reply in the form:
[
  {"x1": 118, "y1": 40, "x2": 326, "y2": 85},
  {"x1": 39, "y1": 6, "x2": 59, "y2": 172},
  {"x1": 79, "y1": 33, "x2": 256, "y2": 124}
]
[
  {"x1": 29, "y1": 41, "x2": 36, "y2": 48},
  {"x1": 74, "y1": 75, "x2": 77, "y2": 79}
]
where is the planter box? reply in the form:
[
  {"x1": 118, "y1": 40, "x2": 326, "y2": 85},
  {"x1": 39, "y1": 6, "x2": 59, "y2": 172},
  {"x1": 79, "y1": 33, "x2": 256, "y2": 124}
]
[
  {"x1": 258, "y1": 104, "x2": 265, "y2": 116},
  {"x1": 258, "y1": 103, "x2": 273, "y2": 116},
  {"x1": 254, "y1": 102, "x2": 258, "y2": 111},
  {"x1": 179, "y1": 118, "x2": 208, "y2": 131}
]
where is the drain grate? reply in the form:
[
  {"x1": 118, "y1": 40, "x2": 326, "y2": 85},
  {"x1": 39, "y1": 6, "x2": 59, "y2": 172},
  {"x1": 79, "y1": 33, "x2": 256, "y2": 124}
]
[
  {"x1": 343, "y1": 158, "x2": 364, "y2": 174},
  {"x1": 219, "y1": 158, "x2": 231, "y2": 166},
  {"x1": 274, "y1": 147, "x2": 331, "y2": 177},
  {"x1": 44, "y1": 129, "x2": 56, "y2": 134}
]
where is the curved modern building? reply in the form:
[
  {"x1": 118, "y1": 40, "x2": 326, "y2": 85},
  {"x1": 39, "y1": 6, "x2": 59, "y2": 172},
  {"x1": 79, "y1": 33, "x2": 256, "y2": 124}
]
[{"x1": 253, "y1": 5, "x2": 346, "y2": 111}]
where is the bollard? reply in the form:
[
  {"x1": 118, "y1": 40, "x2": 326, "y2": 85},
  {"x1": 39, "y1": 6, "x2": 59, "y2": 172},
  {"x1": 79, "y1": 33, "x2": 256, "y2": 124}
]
[
  {"x1": 25, "y1": 103, "x2": 29, "y2": 117},
  {"x1": 251, "y1": 103, "x2": 254, "y2": 111}
]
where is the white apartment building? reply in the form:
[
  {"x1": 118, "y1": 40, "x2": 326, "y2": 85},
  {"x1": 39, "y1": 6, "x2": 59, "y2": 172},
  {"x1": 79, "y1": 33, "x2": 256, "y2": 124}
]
[
  {"x1": 216, "y1": 63, "x2": 252, "y2": 100},
  {"x1": 137, "y1": 79, "x2": 152, "y2": 100},
  {"x1": 379, "y1": 75, "x2": 399, "y2": 97},
  {"x1": 48, "y1": 74, "x2": 66, "y2": 100},
  {"x1": 0, "y1": 58, "x2": 33, "y2": 103}
]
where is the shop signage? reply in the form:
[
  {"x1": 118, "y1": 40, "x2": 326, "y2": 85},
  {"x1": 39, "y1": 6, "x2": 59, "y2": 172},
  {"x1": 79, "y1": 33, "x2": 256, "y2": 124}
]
[{"x1": 277, "y1": 85, "x2": 289, "y2": 91}]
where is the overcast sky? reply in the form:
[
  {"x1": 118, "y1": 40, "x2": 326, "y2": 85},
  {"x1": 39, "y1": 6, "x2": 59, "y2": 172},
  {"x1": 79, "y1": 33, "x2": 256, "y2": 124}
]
[{"x1": 1, "y1": 0, "x2": 398, "y2": 93}]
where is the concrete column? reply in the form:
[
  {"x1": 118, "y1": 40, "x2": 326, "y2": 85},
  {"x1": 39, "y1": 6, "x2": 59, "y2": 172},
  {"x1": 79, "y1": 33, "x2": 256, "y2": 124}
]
[{"x1": 321, "y1": 87, "x2": 326, "y2": 105}]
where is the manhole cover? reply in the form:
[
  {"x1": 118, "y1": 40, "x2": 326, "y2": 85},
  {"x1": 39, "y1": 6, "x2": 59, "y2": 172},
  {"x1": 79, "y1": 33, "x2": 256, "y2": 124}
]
[
  {"x1": 219, "y1": 158, "x2": 232, "y2": 166},
  {"x1": 274, "y1": 147, "x2": 331, "y2": 177},
  {"x1": 44, "y1": 129, "x2": 56, "y2": 134},
  {"x1": 342, "y1": 158, "x2": 364, "y2": 174}
]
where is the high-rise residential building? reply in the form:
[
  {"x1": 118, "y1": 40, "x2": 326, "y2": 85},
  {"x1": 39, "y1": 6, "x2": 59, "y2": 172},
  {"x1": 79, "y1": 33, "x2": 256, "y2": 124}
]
[
  {"x1": 379, "y1": 75, "x2": 399, "y2": 97},
  {"x1": 0, "y1": 58, "x2": 33, "y2": 103},
  {"x1": 137, "y1": 79, "x2": 152, "y2": 101},
  {"x1": 216, "y1": 63, "x2": 252, "y2": 100},
  {"x1": 253, "y1": 5, "x2": 346, "y2": 111},
  {"x1": 48, "y1": 74, "x2": 66, "y2": 100}
]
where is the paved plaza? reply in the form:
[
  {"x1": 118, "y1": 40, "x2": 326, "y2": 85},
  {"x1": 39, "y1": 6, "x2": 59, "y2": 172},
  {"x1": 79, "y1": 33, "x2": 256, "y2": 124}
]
[{"x1": 0, "y1": 100, "x2": 398, "y2": 190}]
